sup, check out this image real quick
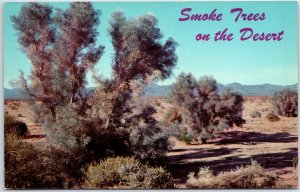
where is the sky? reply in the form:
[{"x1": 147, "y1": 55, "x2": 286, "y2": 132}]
[{"x1": 3, "y1": 1, "x2": 298, "y2": 88}]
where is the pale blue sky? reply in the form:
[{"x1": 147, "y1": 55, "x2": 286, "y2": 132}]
[{"x1": 3, "y1": 1, "x2": 298, "y2": 88}]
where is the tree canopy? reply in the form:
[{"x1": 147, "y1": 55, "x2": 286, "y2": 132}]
[
  {"x1": 11, "y1": 2, "x2": 178, "y2": 166},
  {"x1": 272, "y1": 89, "x2": 298, "y2": 117},
  {"x1": 170, "y1": 73, "x2": 245, "y2": 143}
]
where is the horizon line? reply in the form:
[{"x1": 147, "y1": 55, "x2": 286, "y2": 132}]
[{"x1": 4, "y1": 82, "x2": 298, "y2": 90}]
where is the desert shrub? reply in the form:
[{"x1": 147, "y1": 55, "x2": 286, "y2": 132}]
[
  {"x1": 129, "y1": 119, "x2": 171, "y2": 164},
  {"x1": 292, "y1": 156, "x2": 298, "y2": 183},
  {"x1": 104, "y1": 104, "x2": 171, "y2": 165},
  {"x1": 10, "y1": 105, "x2": 18, "y2": 110},
  {"x1": 272, "y1": 89, "x2": 297, "y2": 117},
  {"x1": 163, "y1": 107, "x2": 182, "y2": 125},
  {"x1": 187, "y1": 160, "x2": 277, "y2": 189},
  {"x1": 13, "y1": 102, "x2": 21, "y2": 107},
  {"x1": 178, "y1": 134, "x2": 193, "y2": 144},
  {"x1": 4, "y1": 113, "x2": 28, "y2": 137},
  {"x1": 154, "y1": 99, "x2": 161, "y2": 107},
  {"x1": 265, "y1": 113, "x2": 280, "y2": 122},
  {"x1": 17, "y1": 113, "x2": 22, "y2": 117},
  {"x1": 5, "y1": 134, "x2": 72, "y2": 189},
  {"x1": 160, "y1": 107, "x2": 183, "y2": 137},
  {"x1": 161, "y1": 109, "x2": 193, "y2": 145},
  {"x1": 170, "y1": 73, "x2": 245, "y2": 143},
  {"x1": 161, "y1": 107, "x2": 182, "y2": 136},
  {"x1": 84, "y1": 157, "x2": 173, "y2": 189},
  {"x1": 4, "y1": 113, "x2": 15, "y2": 125},
  {"x1": 249, "y1": 111, "x2": 261, "y2": 118},
  {"x1": 293, "y1": 156, "x2": 298, "y2": 169}
]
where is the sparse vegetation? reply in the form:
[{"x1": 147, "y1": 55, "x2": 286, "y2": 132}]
[
  {"x1": 4, "y1": 113, "x2": 28, "y2": 137},
  {"x1": 178, "y1": 134, "x2": 193, "y2": 144},
  {"x1": 292, "y1": 156, "x2": 298, "y2": 184},
  {"x1": 272, "y1": 89, "x2": 297, "y2": 117},
  {"x1": 162, "y1": 107, "x2": 182, "y2": 127},
  {"x1": 250, "y1": 110, "x2": 261, "y2": 118},
  {"x1": 170, "y1": 73, "x2": 245, "y2": 143},
  {"x1": 5, "y1": 134, "x2": 71, "y2": 189},
  {"x1": 293, "y1": 156, "x2": 298, "y2": 169},
  {"x1": 266, "y1": 113, "x2": 280, "y2": 122},
  {"x1": 10, "y1": 105, "x2": 18, "y2": 110},
  {"x1": 84, "y1": 157, "x2": 173, "y2": 189},
  {"x1": 155, "y1": 99, "x2": 161, "y2": 107},
  {"x1": 187, "y1": 160, "x2": 277, "y2": 189}
]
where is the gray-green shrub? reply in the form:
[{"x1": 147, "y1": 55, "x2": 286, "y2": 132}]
[
  {"x1": 170, "y1": 73, "x2": 245, "y2": 143},
  {"x1": 178, "y1": 134, "x2": 193, "y2": 144},
  {"x1": 5, "y1": 134, "x2": 72, "y2": 189},
  {"x1": 249, "y1": 111, "x2": 261, "y2": 118},
  {"x1": 272, "y1": 89, "x2": 297, "y2": 117},
  {"x1": 163, "y1": 107, "x2": 182, "y2": 126},
  {"x1": 84, "y1": 157, "x2": 174, "y2": 189},
  {"x1": 4, "y1": 113, "x2": 28, "y2": 137},
  {"x1": 266, "y1": 113, "x2": 280, "y2": 122},
  {"x1": 187, "y1": 160, "x2": 277, "y2": 189}
]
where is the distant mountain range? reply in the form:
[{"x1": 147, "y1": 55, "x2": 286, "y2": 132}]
[
  {"x1": 145, "y1": 83, "x2": 298, "y2": 97},
  {"x1": 218, "y1": 83, "x2": 297, "y2": 97},
  {"x1": 4, "y1": 83, "x2": 298, "y2": 99},
  {"x1": 4, "y1": 88, "x2": 27, "y2": 100}
]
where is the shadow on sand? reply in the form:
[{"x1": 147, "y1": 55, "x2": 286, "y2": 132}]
[
  {"x1": 212, "y1": 131, "x2": 298, "y2": 145},
  {"x1": 167, "y1": 131, "x2": 298, "y2": 182}
]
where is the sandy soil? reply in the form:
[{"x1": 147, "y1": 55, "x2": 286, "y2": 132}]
[
  {"x1": 162, "y1": 96, "x2": 298, "y2": 188},
  {"x1": 4, "y1": 100, "x2": 46, "y2": 145}
]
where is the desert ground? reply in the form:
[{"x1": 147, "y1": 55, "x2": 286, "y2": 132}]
[{"x1": 4, "y1": 96, "x2": 298, "y2": 188}]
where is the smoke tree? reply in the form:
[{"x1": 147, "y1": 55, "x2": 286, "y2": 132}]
[
  {"x1": 89, "y1": 11, "x2": 177, "y2": 162},
  {"x1": 11, "y1": 2, "x2": 104, "y2": 153},
  {"x1": 170, "y1": 73, "x2": 245, "y2": 143},
  {"x1": 272, "y1": 89, "x2": 298, "y2": 117},
  {"x1": 12, "y1": 2, "x2": 177, "y2": 166}
]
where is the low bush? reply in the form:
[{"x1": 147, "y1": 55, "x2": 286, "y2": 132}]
[
  {"x1": 187, "y1": 160, "x2": 277, "y2": 189},
  {"x1": 249, "y1": 111, "x2": 261, "y2": 118},
  {"x1": 163, "y1": 107, "x2": 182, "y2": 126},
  {"x1": 4, "y1": 113, "x2": 28, "y2": 137},
  {"x1": 265, "y1": 113, "x2": 280, "y2": 122},
  {"x1": 177, "y1": 134, "x2": 193, "y2": 144},
  {"x1": 84, "y1": 157, "x2": 173, "y2": 189},
  {"x1": 292, "y1": 156, "x2": 298, "y2": 184},
  {"x1": 5, "y1": 134, "x2": 72, "y2": 189},
  {"x1": 293, "y1": 156, "x2": 298, "y2": 169},
  {"x1": 161, "y1": 108, "x2": 190, "y2": 142},
  {"x1": 155, "y1": 99, "x2": 161, "y2": 107},
  {"x1": 10, "y1": 105, "x2": 18, "y2": 110}
]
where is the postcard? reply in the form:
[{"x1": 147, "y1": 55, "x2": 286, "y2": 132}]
[{"x1": 3, "y1": 1, "x2": 298, "y2": 189}]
